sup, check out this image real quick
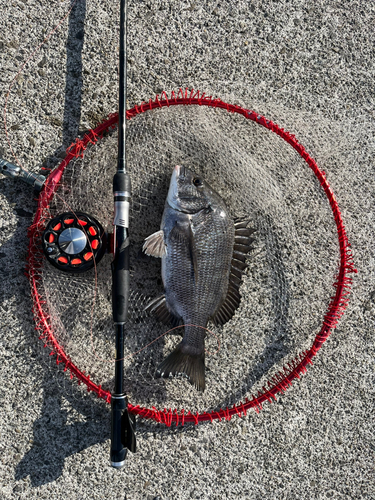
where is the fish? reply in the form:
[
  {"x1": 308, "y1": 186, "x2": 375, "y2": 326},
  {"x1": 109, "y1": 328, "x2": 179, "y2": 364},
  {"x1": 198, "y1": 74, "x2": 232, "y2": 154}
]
[{"x1": 143, "y1": 165, "x2": 255, "y2": 391}]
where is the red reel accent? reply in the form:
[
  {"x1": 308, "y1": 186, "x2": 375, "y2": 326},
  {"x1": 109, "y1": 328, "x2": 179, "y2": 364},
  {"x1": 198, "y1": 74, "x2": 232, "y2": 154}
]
[{"x1": 83, "y1": 252, "x2": 93, "y2": 261}]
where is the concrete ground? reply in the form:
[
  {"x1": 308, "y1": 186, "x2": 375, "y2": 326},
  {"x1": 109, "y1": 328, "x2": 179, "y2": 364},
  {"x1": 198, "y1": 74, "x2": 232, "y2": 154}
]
[{"x1": 0, "y1": 1, "x2": 374, "y2": 499}]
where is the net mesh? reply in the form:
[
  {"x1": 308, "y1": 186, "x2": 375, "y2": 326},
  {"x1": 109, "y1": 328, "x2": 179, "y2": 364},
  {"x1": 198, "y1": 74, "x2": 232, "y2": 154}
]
[{"x1": 27, "y1": 90, "x2": 356, "y2": 424}]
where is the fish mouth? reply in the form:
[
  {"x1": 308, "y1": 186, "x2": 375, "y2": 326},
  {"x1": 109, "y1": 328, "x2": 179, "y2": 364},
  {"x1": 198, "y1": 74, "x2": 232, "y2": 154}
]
[
  {"x1": 167, "y1": 166, "x2": 191, "y2": 210},
  {"x1": 175, "y1": 165, "x2": 186, "y2": 179}
]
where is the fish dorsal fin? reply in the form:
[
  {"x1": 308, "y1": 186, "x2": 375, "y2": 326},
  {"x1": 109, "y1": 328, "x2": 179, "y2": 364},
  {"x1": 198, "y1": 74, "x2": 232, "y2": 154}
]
[
  {"x1": 212, "y1": 220, "x2": 255, "y2": 326},
  {"x1": 144, "y1": 295, "x2": 182, "y2": 327},
  {"x1": 170, "y1": 221, "x2": 199, "y2": 282},
  {"x1": 143, "y1": 230, "x2": 167, "y2": 258}
]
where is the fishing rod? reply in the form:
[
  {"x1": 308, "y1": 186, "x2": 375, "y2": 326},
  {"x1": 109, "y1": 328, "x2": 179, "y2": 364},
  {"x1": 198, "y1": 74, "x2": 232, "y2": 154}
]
[
  {"x1": 0, "y1": 0, "x2": 136, "y2": 468},
  {"x1": 110, "y1": 0, "x2": 136, "y2": 468}
]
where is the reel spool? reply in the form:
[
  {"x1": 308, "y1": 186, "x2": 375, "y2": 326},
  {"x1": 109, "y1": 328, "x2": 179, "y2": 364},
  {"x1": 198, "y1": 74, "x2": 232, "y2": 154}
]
[{"x1": 42, "y1": 211, "x2": 107, "y2": 273}]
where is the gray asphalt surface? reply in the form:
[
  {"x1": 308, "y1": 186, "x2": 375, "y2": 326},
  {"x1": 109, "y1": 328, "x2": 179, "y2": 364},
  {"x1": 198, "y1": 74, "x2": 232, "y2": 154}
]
[{"x1": 0, "y1": 1, "x2": 374, "y2": 499}]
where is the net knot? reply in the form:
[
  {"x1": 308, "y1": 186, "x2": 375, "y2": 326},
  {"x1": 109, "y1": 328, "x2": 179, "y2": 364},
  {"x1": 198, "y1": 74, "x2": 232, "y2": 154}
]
[
  {"x1": 84, "y1": 129, "x2": 99, "y2": 145},
  {"x1": 66, "y1": 139, "x2": 86, "y2": 158}
]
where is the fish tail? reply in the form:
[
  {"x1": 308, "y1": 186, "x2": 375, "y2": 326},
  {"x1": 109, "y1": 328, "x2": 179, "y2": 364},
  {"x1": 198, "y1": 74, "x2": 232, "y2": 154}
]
[{"x1": 155, "y1": 343, "x2": 205, "y2": 392}]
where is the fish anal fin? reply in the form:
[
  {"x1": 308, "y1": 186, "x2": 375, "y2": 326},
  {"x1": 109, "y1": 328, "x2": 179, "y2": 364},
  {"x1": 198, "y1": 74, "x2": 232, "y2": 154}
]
[{"x1": 143, "y1": 230, "x2": 167, "y2": 258}]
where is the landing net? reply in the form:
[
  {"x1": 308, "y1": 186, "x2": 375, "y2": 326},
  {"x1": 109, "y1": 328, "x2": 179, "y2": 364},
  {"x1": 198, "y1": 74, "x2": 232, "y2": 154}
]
[{"x1": 27, "y1": 89, "x2": 356, "y2": 425}]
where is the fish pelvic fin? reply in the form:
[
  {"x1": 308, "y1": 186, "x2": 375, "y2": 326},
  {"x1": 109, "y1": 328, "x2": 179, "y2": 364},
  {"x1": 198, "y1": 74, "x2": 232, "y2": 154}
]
[
  {"x1": 144, "y1": 295, "x2": 182, "y2": 327},
  {"x1": 155, "y1": 343, "x2": 205, "y2": 392},
  {"x1": 143, "y1": 230, "x2": 167, "y2": 258}
]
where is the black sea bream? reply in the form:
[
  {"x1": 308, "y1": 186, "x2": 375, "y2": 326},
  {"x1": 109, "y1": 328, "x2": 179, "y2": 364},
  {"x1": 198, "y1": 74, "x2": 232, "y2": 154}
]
[{"x1": 143, "y1": 166, "x2": 254, "y2": 391}]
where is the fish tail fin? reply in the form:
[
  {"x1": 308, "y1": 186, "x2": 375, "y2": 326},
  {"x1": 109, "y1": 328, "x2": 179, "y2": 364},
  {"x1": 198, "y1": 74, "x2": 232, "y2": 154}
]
[{"x1": 156, "y1": 343, "x2": 205, "y2": 392}]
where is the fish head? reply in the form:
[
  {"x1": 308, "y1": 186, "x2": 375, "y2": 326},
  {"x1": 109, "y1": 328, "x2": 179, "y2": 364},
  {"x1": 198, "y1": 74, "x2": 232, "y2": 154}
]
[{"x1": 167, "y1": 165, "x2": 214, "y2": 214}]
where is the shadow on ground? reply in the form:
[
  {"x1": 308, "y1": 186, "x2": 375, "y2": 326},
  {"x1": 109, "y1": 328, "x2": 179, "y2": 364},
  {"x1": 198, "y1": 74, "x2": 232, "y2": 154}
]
[
  {"x1": 15, "y1": 372, "x2": 110, "y2": 486},
  {"x1": 2, "y1": 0, "x2": 115, "y2": 486}
]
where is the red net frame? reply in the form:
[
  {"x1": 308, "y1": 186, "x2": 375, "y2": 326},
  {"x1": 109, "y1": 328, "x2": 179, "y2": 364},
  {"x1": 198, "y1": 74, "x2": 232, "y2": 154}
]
[{"x1": 27, "y1": 88, "x2": 357, "y2": 426}]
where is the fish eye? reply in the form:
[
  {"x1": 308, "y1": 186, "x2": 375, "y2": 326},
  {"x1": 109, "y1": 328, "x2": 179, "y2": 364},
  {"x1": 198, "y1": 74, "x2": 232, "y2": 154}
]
[{"x1": 193, "y1": 177, "x2": 203, "y2": 187}]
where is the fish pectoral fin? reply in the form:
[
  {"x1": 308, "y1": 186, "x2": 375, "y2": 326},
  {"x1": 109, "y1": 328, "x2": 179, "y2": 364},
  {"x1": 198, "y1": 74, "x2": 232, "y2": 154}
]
[
  {"x1": 143, "y1": 230, "x2": 167, "y2": 258},
  {"x1": 188, "y1": 222, "x2": 199, "y2": 283},
  {"x1": 169, "y1": 222, "x2": 188, "y2": 244},
  {"x1": 144, "y1": 295, "x2": 182, "y2": 327},
  {"x1": 170, "y1": 222, "x2": 199, "y2": 282},
  {"x1": 155, "y1": 343, "x2": 205, "y2": 392}
]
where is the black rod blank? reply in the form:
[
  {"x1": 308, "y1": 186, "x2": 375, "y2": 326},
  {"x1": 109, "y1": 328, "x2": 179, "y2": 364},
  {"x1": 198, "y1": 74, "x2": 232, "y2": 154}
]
[
  {"x1": 110, "y1": 0, "x2": 136, "y2": 468},
  {"x1": 117, "y1": 0, "x2": 127, "y2": 174}
]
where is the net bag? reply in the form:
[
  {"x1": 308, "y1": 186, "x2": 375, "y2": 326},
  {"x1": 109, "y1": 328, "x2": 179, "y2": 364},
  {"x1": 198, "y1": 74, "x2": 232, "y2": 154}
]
[{"x1": 27, "y1": 89, "x2": 356, "y2": 426}]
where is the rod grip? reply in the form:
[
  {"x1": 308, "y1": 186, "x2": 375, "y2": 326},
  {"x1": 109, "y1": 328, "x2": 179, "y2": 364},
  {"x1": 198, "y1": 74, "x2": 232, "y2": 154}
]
[
  {"x1": 112, "y1": 237, "x2": 130, "y2": 323},
  {"x1": 113, "y1": 171, "x2": 131, "y2": 193}
]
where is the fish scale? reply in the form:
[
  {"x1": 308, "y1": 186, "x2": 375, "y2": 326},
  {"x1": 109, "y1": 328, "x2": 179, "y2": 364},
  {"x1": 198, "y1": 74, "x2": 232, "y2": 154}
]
[{"x1": 163, "y1": 206, "x2": 234, "y2": 351}]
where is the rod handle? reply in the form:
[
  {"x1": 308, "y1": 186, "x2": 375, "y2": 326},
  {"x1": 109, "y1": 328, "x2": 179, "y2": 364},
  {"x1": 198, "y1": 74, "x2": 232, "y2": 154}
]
[
  {"x1": 112, "y1": 238, "x2": 129, "y2": 323},
  {"x1": 110, "y1": 395, "x2": 136, "y2": 468},
  {"x1": 110, "y1": 395, "x2": 127, "y2": 468}
]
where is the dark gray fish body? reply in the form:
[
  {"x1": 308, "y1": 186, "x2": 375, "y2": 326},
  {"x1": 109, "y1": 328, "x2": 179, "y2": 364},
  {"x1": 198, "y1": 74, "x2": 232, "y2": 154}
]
[
  {"x1": 143, "y1": 165, "x2": 254, "y2": 391},
  {"x1": 162, "y1": 171, "x2": 235, "y2": 347}
]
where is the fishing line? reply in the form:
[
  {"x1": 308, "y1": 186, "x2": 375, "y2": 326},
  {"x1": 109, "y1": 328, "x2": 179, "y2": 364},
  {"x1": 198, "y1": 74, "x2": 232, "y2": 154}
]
[{"x1": 122, "y1": 325, "x2": 220, "y2": 363}]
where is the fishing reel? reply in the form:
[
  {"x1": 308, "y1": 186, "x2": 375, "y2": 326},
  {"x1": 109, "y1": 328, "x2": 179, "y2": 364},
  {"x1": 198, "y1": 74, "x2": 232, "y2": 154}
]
[{"x1": 42, "y1": 212, "x2": 107, "y2": 273}]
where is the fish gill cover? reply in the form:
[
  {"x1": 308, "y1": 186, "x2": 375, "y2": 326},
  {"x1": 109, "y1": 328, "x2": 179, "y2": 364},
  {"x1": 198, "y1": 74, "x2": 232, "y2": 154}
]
[{"x1": 27, "y1": 91, "x2": 355, "y2": 423}]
